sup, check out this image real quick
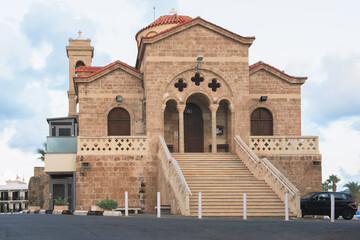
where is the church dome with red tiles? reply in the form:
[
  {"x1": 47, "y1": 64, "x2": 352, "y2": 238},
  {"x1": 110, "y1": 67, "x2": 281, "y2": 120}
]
[{"x1": 136, "y1": 13, "x2": 193, "y2": 46}]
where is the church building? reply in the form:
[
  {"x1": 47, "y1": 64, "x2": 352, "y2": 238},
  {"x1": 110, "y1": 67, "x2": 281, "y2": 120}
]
[{"x1": 44, "y1": 12, "x2": 321, "y2": 216}]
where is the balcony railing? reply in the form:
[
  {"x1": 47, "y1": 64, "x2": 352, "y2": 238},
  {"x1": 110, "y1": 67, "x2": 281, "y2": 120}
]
[
  {"x1": 78, "y1": 136, "x2": 148, "y2": 155},
  {"x1": 250, "y1": 136, "x2": 319, "y2": 155},
  {"x1": 47, "y1": 136, "x2": 77, "y2": 153}
]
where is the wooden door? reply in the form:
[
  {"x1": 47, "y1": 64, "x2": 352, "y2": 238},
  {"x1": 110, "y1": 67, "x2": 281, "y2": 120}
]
[
  {"x1": 251, "y1": 108, "x2": 273, "y2": 136},
  {"x1": 184, "y1": 103, "x2": 204, "y2": 152},
  {"x1": 108, "y1": 108, "x2": 130, "y2": 136}
]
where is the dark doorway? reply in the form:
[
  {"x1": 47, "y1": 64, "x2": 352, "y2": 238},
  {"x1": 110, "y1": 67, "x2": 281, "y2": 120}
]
[
  {"x1": 108, "y1": 107, "x2": 130, "y2": 136},
  {"x1": 184, "y1": 103, "x2": 204, "y2": 152},
  {"x1": 251, "y1": 108, "x2": 273, "y2": 136},
  {"x1": 50, "y1": 174, "x2": 74, "y2": 210}
]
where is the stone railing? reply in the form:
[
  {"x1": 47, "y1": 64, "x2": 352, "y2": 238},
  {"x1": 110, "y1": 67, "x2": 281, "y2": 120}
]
[
  {"x1": 158, "y1": 136, "x2": 191, "y2": 216},
  {"x1": 234, "y1": 136, "x2": 301, "y2": 217},
  {"x1": 250, "y1": 136, "x2": 319, "y2": 155},
  {"x1": 78, "y1": 136, "x2": 148, "y2": 155}
]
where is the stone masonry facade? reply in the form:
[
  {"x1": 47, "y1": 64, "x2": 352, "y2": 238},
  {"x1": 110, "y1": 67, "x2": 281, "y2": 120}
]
[{"x1": 58, "y1": 14, "x2": 322, "y2": 212}]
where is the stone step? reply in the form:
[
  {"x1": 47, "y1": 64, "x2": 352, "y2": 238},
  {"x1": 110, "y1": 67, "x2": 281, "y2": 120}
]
[{"x1": 172, "y1": 153, "x2": 291, "y2": 217}]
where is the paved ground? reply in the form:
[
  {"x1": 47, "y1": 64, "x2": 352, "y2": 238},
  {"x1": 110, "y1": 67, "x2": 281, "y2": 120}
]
[{"x1": 0, "y1": 214, "x2": 359, "y2": 240}]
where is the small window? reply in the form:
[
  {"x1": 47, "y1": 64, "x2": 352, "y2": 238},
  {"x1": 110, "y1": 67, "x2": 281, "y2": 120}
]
[
  {"x1": 59, "y1": 128, "x2": 71, "y2": 136},
  {"x1": 75, "y1": 60, "x2": 85, "y2": 69}
]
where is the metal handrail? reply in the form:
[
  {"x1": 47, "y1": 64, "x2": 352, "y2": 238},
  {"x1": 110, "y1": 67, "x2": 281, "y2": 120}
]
[
  {"x1": 234, "y1": 136, "x2": 295, "y2": 196},
  {"x1": 158, "y1": 136, "x2": 192, "y2": 195}
]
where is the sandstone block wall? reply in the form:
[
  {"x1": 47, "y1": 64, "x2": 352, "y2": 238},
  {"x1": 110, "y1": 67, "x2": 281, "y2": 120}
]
[
  {"x1": 259, "y1": 154, "x2": 322, "y2": 196},
  {"x1": 76, "y1": 154, "x2": 157, "y2": 212},
  {"x1": 142, "y1": 25, "x2": 251, "y2": 152},
  {"x1": 249, "y1": 70, "x2": 302, "y2": 136},
  {"x1": 77, "y1": 69, "x2": 145, "y2": 137}
]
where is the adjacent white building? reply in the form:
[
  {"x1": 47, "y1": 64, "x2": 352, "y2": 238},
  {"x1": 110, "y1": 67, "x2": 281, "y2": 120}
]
[{"x1": 0, "y1": 176, "x2": 28, "y2": 213}]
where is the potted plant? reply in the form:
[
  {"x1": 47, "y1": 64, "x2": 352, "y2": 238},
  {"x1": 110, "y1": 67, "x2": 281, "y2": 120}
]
[
  {"x1": 93, "y1": 198, "x2": 118, "y2": 211},
  {"x1": 54, "y1": 197, "x2": 69, "y2": 211},
  {"x1": 28, "y1": 201, "x2": 41, "y2": 210}
]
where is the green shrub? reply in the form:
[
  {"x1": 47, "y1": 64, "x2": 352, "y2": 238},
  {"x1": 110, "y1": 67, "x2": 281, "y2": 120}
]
[
  {"x1": 54, "y1": 197, "x2": 68, "y2": 206},
  {"x1": 96, "y1": 198, "x2": 118, "y2": 210},
  {"x1": 30, "y1": 201, "x2": 40, "y2": 206}
]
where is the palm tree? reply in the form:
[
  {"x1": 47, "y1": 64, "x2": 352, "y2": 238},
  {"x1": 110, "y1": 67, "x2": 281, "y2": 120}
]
[
  {"x1": 327, "y1": 174, "x2": 341, "y2": 192},
  {"x1": 322, "y1": 179, "x2": 332, "y2": 191},
  {"x1": 343, "y1": 181, "x2": 360, "y2": 203},
  {"x1": 37, "y1": 143, "x2": 47, "y2": 162}
]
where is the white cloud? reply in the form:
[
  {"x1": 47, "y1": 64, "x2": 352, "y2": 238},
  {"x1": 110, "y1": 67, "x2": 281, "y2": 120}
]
[
  {"x1": 319, "y1": 117, "x2": 360, "y2": 182},
  {"x1": 0, "y1": 127, "x2": 42, "y2": 185},
  {"x1": 31, "y1": 41, "x2": 53, "y2": 70}
]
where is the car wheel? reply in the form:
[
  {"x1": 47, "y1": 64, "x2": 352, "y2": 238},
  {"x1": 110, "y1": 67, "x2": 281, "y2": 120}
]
[{"x1": 342, "y1": 209, "x2": 354, "y2": 220}]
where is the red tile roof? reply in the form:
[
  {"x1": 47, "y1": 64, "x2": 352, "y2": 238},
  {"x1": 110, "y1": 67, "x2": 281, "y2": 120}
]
[
  {"x1": 136, "y1": 14, "x2": 193, "y2": 39},
  {"x1": 249, "y1": 61, "x2": 307, "y2": 79},
  {"x1": 139, "y1": 16, "x2": 255, "y2": 41},
  {"x1": 75, "y1": 60, "x2": 139, "y2": 78}
]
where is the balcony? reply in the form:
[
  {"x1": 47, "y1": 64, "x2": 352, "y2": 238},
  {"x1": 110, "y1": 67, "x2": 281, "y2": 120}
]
[
  {"x1": 250, "y1": 136, "x2": 319, "y2": 155},
  {"x1": 78, "y1": 136, "x2": 148, "y2": 155},
  {"x1": 47, "y1": 136, "x2": 77, "y2": 153}
]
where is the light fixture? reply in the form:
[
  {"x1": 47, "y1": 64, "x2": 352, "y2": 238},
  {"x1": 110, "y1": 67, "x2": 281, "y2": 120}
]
[
  {"x1": 213, "y1": 99, "x2": 218, "y2": 104},
  {"x1": 116, "y1": 95, "x2": 123, "y2": 103},
  {"x1": 180, "y1": 101, "x2": 185, "y2": 104},
  {"x1": 259, "y1": 96, "x2": 267, "y2": 101},
  {"x1": 196, "y1": 55, "x2": 204, "y2": 69}
]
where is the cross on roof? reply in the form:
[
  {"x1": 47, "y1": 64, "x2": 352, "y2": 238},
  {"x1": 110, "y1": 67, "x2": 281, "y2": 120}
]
[
  {"x1": 78, "y1": 30, "x2": 82, "y2": 39},
  {"x1": 169, "y1": 8, "x2": 177, "y2": 15}
]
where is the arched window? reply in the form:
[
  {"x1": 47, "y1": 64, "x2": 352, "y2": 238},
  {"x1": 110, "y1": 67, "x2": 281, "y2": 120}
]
[
  {"x1": 251, "y1": 108, "x2": 273, "y2": 136},
  {"x1": 108, "y1": 108, "x2": 130, "y2": 136},
  {"x1": 75, "y1": 60, "x2": 85, "y2": 69}
]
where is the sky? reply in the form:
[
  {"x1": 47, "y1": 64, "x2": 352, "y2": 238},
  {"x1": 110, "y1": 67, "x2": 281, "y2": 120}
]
[{"x1": 0, "y1": 0, "x2": 359, "y2": 190}]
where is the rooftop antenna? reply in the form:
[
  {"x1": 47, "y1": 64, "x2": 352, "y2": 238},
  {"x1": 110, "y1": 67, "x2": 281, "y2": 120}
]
[{"x1": 153, "y1": 6, "x2": 155, "y2": 21}]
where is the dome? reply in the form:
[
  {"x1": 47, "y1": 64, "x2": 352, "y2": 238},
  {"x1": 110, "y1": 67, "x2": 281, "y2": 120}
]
[{"x1": 136, "y1": 14, "x2": 193, "y2": 46}]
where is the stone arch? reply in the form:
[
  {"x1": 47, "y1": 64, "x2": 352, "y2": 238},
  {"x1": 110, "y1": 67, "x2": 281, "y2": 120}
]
[
  {"x1": 163, "y1": 99, "x2": 179, "y2": 152},
  {"x1": 162, "y1": 67, "x2": 234, "y2": 101},
  {"x1": 184, "y1": 90, "x2": 212, "y2": 106}
]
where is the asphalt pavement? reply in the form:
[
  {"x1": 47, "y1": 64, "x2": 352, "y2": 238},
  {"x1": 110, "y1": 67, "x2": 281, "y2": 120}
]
[{"x1": 0, "y1": 214, "x2": 359, "y2": 240}]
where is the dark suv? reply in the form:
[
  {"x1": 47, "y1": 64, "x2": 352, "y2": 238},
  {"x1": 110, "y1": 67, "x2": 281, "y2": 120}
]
[{"x1": 301, "y1": 191, "x2": 357, "y2": 220}]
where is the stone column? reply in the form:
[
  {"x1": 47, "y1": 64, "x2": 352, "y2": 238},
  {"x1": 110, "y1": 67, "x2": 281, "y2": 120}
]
[
  {"x1": 210, "y1": 103, "x2": 219, "y2": 153},
  {"x1": 20, "y1": 191, "x2": 25, "y2": 200},
  {"x1": 177, "y1": 104, "x2": 186, "y2": 153},
  {"x1": 229, "y1": 104, "x2": 235, "y2": 153},
  {"x1": 8, "y1": 191, "x2": 12, "y2": 200}
]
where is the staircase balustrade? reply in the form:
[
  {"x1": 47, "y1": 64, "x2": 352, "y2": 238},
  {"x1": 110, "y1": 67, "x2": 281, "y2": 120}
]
[
  {"x1": 78, "y1": 136, "x2": 148, "y2": 155},
  {"x1": 234, "y1": 136, "x2": 301, "y2": 217},
  {"x1": 158, "y1": 136, "x2": 192, "y2": 216},
  {"x1": 250, "y1": 136, "x2": 319, "y2": 155}
]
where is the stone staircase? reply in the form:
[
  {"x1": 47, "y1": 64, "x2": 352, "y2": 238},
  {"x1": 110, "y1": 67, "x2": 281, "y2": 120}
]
[{"x1": 173, "y1": 153, "x2": 291, "y2": 217}]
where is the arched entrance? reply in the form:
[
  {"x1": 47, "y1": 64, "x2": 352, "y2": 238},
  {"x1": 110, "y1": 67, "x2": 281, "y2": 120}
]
[{"x1": 184, "y1": 103, "x2": 204, "y2": 152}]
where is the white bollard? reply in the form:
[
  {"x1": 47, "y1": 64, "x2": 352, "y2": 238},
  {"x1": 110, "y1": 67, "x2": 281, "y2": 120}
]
[
  {"x1": 331, "y1": 194, "x2": 335, "y2": 223},
  {"x1": 243, "y1": 193, "x2": 247, "y2": 220},
  {"x1": 125, "y1": 191, "x2": 128, "y2": 217},
  {"x1": 157, "y1": 192, "x2": 161, "y2": 218},
  {"x1": 285, "y1": 192, "x2": 289, "y2": 221},
  {"x1": 198, "y1": 192, "x2": 202, "y2": 219}
]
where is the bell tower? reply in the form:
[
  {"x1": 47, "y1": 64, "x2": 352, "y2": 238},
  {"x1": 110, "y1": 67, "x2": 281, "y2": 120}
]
[{"x1": 66, "y1": 31, "x2": 94, "y2": 116}]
